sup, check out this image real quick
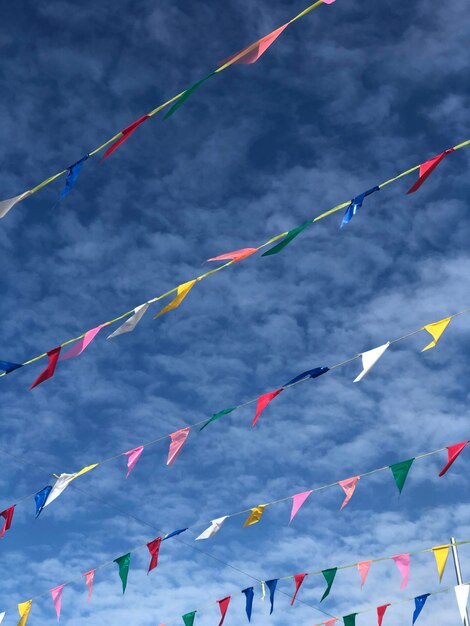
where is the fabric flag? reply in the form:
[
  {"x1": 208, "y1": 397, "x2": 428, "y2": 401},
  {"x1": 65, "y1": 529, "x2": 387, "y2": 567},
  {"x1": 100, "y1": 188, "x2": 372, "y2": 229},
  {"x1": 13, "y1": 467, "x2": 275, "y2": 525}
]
[
  {"x1": 123, "y1": 446, "x2": 144, "y2": 478},
  {"x1": 107, "y1": 304, "x2": 150, "y2": 339},
  {"x1": 60, "y1": 324, "x2": 105, "y2": 361},
  {"x1": 103, "y1": 115, "x2": 150, "y2": 159},
  {"x1": 439, "y1": 441, "x2": 469, "y2": 477},
  {"x1": 155, "y1": 280, "x2": 196, "y2": 318},
  {"x1": 0, "y1": 360, "x2": 23, "y2": 374},
  {"x1": 30, "y1": 346, "x2": 61, "y2": 389},
  {"x1": 35, "y1": 486, "x2": 52, "y2": 518},
  {"x1": 455, "y1": 585, "x2": 470, "y2": 623},
  {"x1": 390, "y1": 458, "x2": 414, "y2": 494},
  {"x1": 114, "y1": 553, "x2": 131, "y2": 594},
  {"x1": 167, "y1": 427, "x2": 190, "y2": 465},
  {"x1": 343, "y1": 615, "x2": 357, "y2": 626},
  {"x1": 200, "y1": 408, "x2": 236, "y2": 431},
  {"x1": 0, "y1": 611, "x2": 5, "y2": 623},
  {"x1": 242, "y1": 587, "x2": 254, "y2": 622},
  {"x1": 323, "y1": 620, "x2": 338, "y2": 625},
  {"x1": 357, "y1": 560, "x2": 372, "y2": 588},
  {"x1": 291, "y1": 573, "x2": 308, "y2": 605},
  {"x1": 284, "y1": 366, "x2": 329, "y2": 387},
  {"x1": 83, "y1": 569, "x2": 96, "y2": 602},
  {"x1": 421, "y1": 317, "x2": 452, "y2": 352},
  {"x1": 207, "y1": 248, "x2": 258, "y2": 263},
  {"x1": 182, "y1": 612, "x2": 196, "y2": 626},
  {"x1": 0, "y1": 190, "x2": 31, "y2": 219},
  {"x1": 43, "y1": 465, "x2": 97, "y2": 508},
  {"x1": 147, "y1": 537, "x2": 162, "y2": 573},
  {"x1": 339, "y1": 476, "x2": 360, "y2": 510},
  {"x1": 252, "y1": 389, "x2": 283, "y2": 426},
  {"x1": 353, "y1": 343, "x2": 390, "y2": 382},
  {"x1": 50, "y1": 585, "x2": 65, "y2": 622},
  {"x1": 377, "y1": 603, "x2": 390, "y2": 626},
  {"x1": 322, "y1": 0, "x2": 337, "y2": 3},
  {"x1": 219, "y1": 23, "x2": 289, "y2": 68},
  {"x1": 17, "y1": 600, "x2": 32, "y2": 626},
  {"x1": 432, "y1": 545, "x2": 449, "y2": 582},
  {"x1": 412, "y1": 594, "x2": 430, "y2": 624},
  {"x1": 243, "y1": 505, "x2": 267, "y2": 527},
  {"x1": 164, "y1": 72, "x2": 216, "y2": 119},
  {"x1": 266, "y1": 579, "x2": 278, "y2": 615},
  {"x1": 341, "y1": 186, "x2": 380, "y2": 227},
  {"x1": 406, "y1": 149, "x2": 454, "y2": 194},
  {"x1": 60, "y1": 156, "x2": 88, "y2": 200},
  {"x1": 321, "y1": 568, "x2": 337, "y2": 601},
  {"x1": 196, "y1": 516, "x2": 228, "y2": 540},
  {"x1": 392, "y1": 553, "x2": 410, "y2": 589},
  {"x1": 289, "y1": 491, "x2": 313, "y2": 524},
  {"x1": 262, "y1": 221, "x2": 312, "y2": 256},
  {"x1": 0, "y1": 506, "x2": 15, "y2": 538},
  {"x1": 163, "y1": 528, "x2": 187, "y2": 541},
  {"x1": 217, "y1": 597, "x2": 231, "y2": 626}
]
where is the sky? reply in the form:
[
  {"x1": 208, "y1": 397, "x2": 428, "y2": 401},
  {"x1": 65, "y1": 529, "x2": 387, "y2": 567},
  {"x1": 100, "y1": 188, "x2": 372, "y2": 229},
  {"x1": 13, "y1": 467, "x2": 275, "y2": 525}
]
[{"x1": 0, "y1": 0, "x2": 469, "y2": 624}]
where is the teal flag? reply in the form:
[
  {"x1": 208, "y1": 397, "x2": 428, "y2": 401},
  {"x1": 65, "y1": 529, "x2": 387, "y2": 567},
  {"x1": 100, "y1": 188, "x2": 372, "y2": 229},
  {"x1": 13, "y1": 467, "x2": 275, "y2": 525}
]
[
  {"x1": 182, "y1": 611, "x2": 196, "y2": 626},
  {"x1": 343, "y1": 613, "x2": 357, "y2": 625},
  {"x1": 200, "y1": 407, "x2": 236, "y2": 431},
  {"x1": 165, "y1": 72, "x2": 216, "y2": 119},
  {"x1": 114, "y1": 553, "x2": 131, "y2": 594},
  {"x1": 390, "y1": 458, "x2": 414, "y2": 494},
  {"x1": 321, "y1": 567, "x2": 337, "y2": 601},
  {"x1": 261, "y1": 221, "x2": 312, "y2": 256}
]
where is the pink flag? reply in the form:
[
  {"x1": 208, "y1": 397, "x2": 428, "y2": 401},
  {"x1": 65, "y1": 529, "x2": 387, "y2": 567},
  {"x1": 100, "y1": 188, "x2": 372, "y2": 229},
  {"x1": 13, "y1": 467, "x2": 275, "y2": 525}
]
[
  {"x1": 338, "y1": 476, "x2": 360, "y2": 510},
  {"x1": 358, "y1": 560, "x2": 372, "y2": 588},
  {"x1": 59, "y1": 324, "x2": 105, "y2": 361},
  {"x1": 406, "y1": 149, "x2": 454, "y2": 194},
  {"x1": 123, "y1": 445, "x2": 144, "y2": 478},
  {"x1": 220, "y1": 23, "x2": 289, "y2": 66},
  {"x1": 252, "y1": 389, "x2": 283, "y2": 426},
  {"x1": 438, "y1": 441, "x2": 469, "y2": 477},
  {"x1": 207, "y1": 248, "x2": 258, "y2": 263},
  {"x1": 392, "y1": 553, "x2": 410, "y2": 589},
  {"x1": 289, "y1": 491, "x2": 312, "y2": 524},
  {"x1": 30, "y1": 346, "x2": 61, "y2": 389},
  {"x1": 323, "y1": 620, "x2": 338, "y2": 625},
  {"x1": 103, "y1": 115, "x2": 150, "y2": 159},
  {"x1": 217, "y1": 596, "x2": 231, "y2": 626},
  {"x1": 167, "y1": 427, "x2": 190, "y2": 466},
  {"x1": 147, "y1": 537, "x2": 162, "y2": 573},
  {"x1": 0, "y1": 505, "x2": 15, "y2": 538},
  {"x1": 322, "y1": 0, "x2": 337, "y2": 3},
  {"x1": 377, "y1": 603, "x2": 390, "y2": 626},
  {"x1": 291, "y1": 573, "x2": 307, "y2": 605},
  {"x1": 83, "y1": 569, "x2": 96, "y2": 602},
  {"x1": 50, "y1": 585, "x2": 65, "y2": 622}
]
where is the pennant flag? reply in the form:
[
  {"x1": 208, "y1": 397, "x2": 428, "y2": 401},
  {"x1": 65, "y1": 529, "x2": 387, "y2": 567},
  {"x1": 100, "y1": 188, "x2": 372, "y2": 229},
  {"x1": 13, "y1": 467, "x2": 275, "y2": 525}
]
[
  {"x1": 182, "y1": 612, "x2": 196, "y2": 626},
  {"x1": 207, "y1": 248, "x2": 258, "y2": 263},
  {"x1": 291, "y1": 573, "x2": 308, "y2": 606},
  {"x1": 321, "y1": 568, "x2": 338, "y2": 601},
  {"x1": 412, "y1": 594, "x2": 430, "y2": 624},
  {"x1": 155, "y1": 280, "x2": 196, "y2": 318},
  {"x1": 392, "y1": 553, "x2": 410, "y2": 589},
  {"x1": 261, "y1": 221, "x2": 312, "y2": 256},
  {"x1": 266, "y1": 579, "x2": 278, "y2": 615},
  {"x1": 455, "y1": 585, "x2": 470, "y2": 623},
  {"x1": 44, "y1": 465, "x2": 97, "y2": 508},
  {"x1": 289, "y1": 491, "x2": 313, "y2": 524},
  {"x1": 147, "y1": 537, "x2": 162, "y2": 574},
  {"x1": 339, "y1": 476, "x2": 360, "y2": 510},
  {"x1": 114, "y1": 553, "x2": 131, "y2": 594},
  {"x1": 0, "y1": 360, "x2": 23, "y2": 374},
  {"x1": 60, "y1": 156, "x2": 88, "y2": 200},
  {"x1": 0, "y1": 612, "x2": 5, "y2": 623},
  {"x1": 123, "y1": 446, "x2": 144, "y2": 478},
  {"x1": 103, "y1": 115, "x2": 150, "y2": 159},
  {"x1": 358, "y1": 560, "x2": 372, "y2": 588},
  {"x1": 0, "y1": 190, "x2": 31, "y2": 219},
  {"x1": 243, "y1": 504, "x2": 267, "y2": 527},
  {"x1": 60, "y1": 324, "x2": 105, "y2": 361},
  {"x1": 0, "y1": 506, "x2": 15, "y2": 538},
  {"x1": 432, "y1": 545, "x2": 449, "y2": 582},
  {"x1": 163, "y1": 528, "x2": 188, "y2": 541},
  {"x1": 242, "y1": 587, "x2": 254, "y2": 622},
  {"x1": 196, "y1": 516, "x2": 228, "y2": 540},
  {"x1": 343, "y1": 614, "x2": 357, "y2": 626},
  {"x1": 353, "y1": 343, "x2": 390, "y2": 382},
  {"x1": 83, "y1": 569, "x2": 96, "y2": 602},
  {"x1": 341, "y1": 186, "x2": 380, "y2": 227},
  {"x1": 252, "y1": 389, "x2": 283, "y2": 426},
  {"x1": 50, "y1": 585, "x2": 65, "y2": 622},
  {"x1": 421, "y1": 317, "x2": 452, "y2": 351},
  {"x1": 200, "y1": 407, "x2": 236, "y2": 431},
  {"x1": 377, "y1": 603, "x2": 390, "y2": 626},
  {"x1": 107, "y1": 304, "x2": 150, "y2": 339},
  {"x1": 439, "y1": 441, "x2": 469, "y2": 477},
  {"x1": 219, "y1": 23, "x2": 289, "y2": 67},
  {"x1": 30, "y1": 346, "x2": 61, "y2": 389},
  {"x1": 35, "y1": 486, "x2": 52, "y2": 518},
  {"x1": 406, "y1": 149, "x2": 454, "y2": 194},
  {"x1": 167, "y1": 427, "x2": 190, "y2": 465},
  {"x1": 324, "y1": 620, "x2": 338, "y2": 626},
  {"x1": 390, "y1": 458, "x2": 414, "y2": 494},
  {"x1": 217, "y1": 596, "x2": 231, "y2": 626},
  {"x1": 284, "y1": 366, "x2": 329, "y2": 387},
  {"x1": 17, "y1": 600, "x2": 32, "y2": 626},
  {"x1": 322, "y1": 0, "x2": 337, "y2": 3},
  {"x1": 164, "y1": 72, "x2": 216, "y2": 119}
]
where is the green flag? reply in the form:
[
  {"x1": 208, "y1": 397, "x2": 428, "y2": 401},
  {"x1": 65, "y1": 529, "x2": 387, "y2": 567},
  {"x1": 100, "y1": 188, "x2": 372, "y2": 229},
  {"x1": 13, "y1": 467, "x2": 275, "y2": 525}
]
[
  {"x1": 321, "y1": 567, "x2": 337, "y2": 601},
  {"x1": 390, "y1": 458, "x2": 414, "y2": 494},
  {"x1": 200, "y1": 407, "x2": 236, "y2": 431},
  {"x1": 343, "y1": 613, "x2": 357, "y2": 625},
  {"x1": 261, "y1": 221, "x2": 312, "y2": 256},
  {"x1": 114, "y1": 553, "x2": 131, "y2": 594},
  {"x1": 164, "y1": 72, "x2": 216, "y2": 119},
  {"x1": 182, "y1": 611, "x2": 197, "y2": 626}
]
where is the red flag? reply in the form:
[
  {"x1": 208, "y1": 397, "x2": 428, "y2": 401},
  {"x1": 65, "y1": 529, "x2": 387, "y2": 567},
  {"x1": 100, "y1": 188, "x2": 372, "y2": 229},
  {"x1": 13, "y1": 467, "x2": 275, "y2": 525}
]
[
  {"x1": 217, "y1": 596, "x2": 231, "y2": 626},
  {"x1": 252, "y1": 388, "x2": 283, "y2": 426},
  {"x1": 377, "y1": 603, "x2": 390, "y2": 626},
  {"x1": 147, "y1": 537, "x2": 162, "y2": 573},
  {"x1": 0, "y1": 505, "x2": 15, "y2": 538},
  {"x1": 438, "y1": 441, "x2": 469, "y2": 477},
  {"x1": 291, "y1": 573, "x2": 307, "y2": 606},
  {"x1": 207, "y1": 248, "x2": 258, "y2": 263},
  {"x1": 30, "y1": 346, "x2": 61, "y2": 390},
  {"x1": 103, "y1": 115, "x2": 150, "y2": 159},
  {"x1": 406, "y1": 148, "x2": 454, "y2": 194},
  {"x1": 220, "y1": 24, "x2": 289, "y2": 67}
]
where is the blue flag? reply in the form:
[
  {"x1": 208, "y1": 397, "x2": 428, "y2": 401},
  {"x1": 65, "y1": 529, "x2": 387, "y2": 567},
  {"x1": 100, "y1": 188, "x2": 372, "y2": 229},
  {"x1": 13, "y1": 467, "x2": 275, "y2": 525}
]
[
  {"x1": 0, "y1": 360, "x2": 22, "y2": 374},
  {"x1": 284, "y1": 366, "x2": 329, "y2": 387},
  {"x1": 266, "y1": 579, "x2": 278, "y2": 615},
  {"x1": 60, "y1": 155, "x2": 89, "y2": 200},
  {"x1": 412, "y1": 594, "x2": 430, "y2": 624},
  {"x1": 163, "y1": 528, "x2": 188, "y2": 541},
  {"x1": 35, "y1": 486, "x2": 52, "y2": 518},
  {"x1": 242, "y1": 587, "x2": 254, "y2": 621},
  {"x1": 341, "y1": 186, "x2": 380, "y2": 227}
]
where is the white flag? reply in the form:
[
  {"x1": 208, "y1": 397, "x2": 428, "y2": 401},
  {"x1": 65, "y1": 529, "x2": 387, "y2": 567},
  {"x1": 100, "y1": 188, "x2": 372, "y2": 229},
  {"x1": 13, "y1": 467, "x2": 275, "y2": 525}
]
[
  {"x1": 455, "y1": 585, "x2": 470, "y2": 622},
  {"x1": 0, "y1": 611, "x2": 5, "y2": 623},
  {"x1": 0, "y1": 191, "x2": 31, "y2": 219},
  {"x1": 353, "y1": 342, "x2": 390, "y2": 382},
  {"x1": 43, "y1": 473, "x2": 76, "y2": 508},
  {"x1": 107, "y1": 303, "x2": 149, "y2": 339},
  {"x1": 196, "y1": 516, "x2": 228, "y2": 540}
]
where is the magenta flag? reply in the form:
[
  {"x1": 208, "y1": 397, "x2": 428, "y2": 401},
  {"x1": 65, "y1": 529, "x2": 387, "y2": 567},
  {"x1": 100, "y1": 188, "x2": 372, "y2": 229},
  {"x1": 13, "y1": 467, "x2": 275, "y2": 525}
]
[
  {"x1": 83, "y1": 569, "x2": 96, "y2": 602},
  {"x1": 220, "y1": 23, "x2": 289, "y2": 66},
  {"x1": 289, "y1": 491, "x2": 313, "y2": 524},
  {"x1": 123, "y1": 446, "x2": 144, "y2": 478},
  {"x1": 358, "y1": 560, "x2": 372, "y2": 588},
  {"x1": 167, "y1": 428, "x2": 190, "y2": 466},
  {"x1": 30, "y1": 346, "x2": 61, "y2": 389},
  {"x1": 338, "y1": 476, "x2": 360, "y2": 509},
  {"x1": 324, "y1": 620, "x2": 338, "y2": 625},
  {"x1": 438, "y1": 441, "x2": 468, "y2": 477},
  {"x1": 377, "y1": 603, "x2": 390, "y2": 626},
  {"x1": 59, "y1": 324, "x2": 105, "y2": 361},
  {"x1": 252, "y1": 389, "x2": 283, "y2": 426},
  {"x1": 50, "y1": 585, "x2": 65, "y2": 621},
  {"x1": 406, "y1": 149, "x2": 454, "y2": 194},
  {"x1": 291, "y1": 573, "x2": 307, "y2": 605},
  {"x1": 207, "y1": 248, "x2": 258, "y2": 263},
  {"x1": 392, "y1": 554, "x2": 410, "y2": 589}
]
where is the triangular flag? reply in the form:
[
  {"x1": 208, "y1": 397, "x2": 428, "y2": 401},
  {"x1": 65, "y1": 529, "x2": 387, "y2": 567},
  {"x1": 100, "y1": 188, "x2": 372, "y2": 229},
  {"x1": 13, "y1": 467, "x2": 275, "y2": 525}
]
[
  {"x1": 207, "y1": 248, "x2": 258, "y2": 263},
  {"x1": 341, "y1": 186, "x2": 380, "y2": 227},
  {"x1": 339, "y1": 476, "x2": 360, "y2": 510},
  {"x1": 291, "y1": 573, "x2": 307, "y2": 605},
  {"x1": 219, "y1": 23, "x2": 289, "y2": 68},
  {"x1": 284, "y1": 366, "x2": 329, "y2": 387},
  {"x1": 17, "y1": 600, "x2": 32, "y2": 626},
  {"x1": 0, "y1": 190, "x2": 31, "y2": 219},
  {"x1": 123, "y1": 446, "x2": 144, "y2": 478},
  {"x1": 261, "y1": 221, "x2": 312, "y2": 256},
  {"x1": 432, "y1": 545, "x2": 449, "y2": 582},
  {"x1": 196, "y1": 516, "x2": 228, "y2": 540},
  {"x1": 390, "y1": 458, "x2": 414, "y2": 494},
  {"x1": 0, "y1": 611, "x2": 5, "y2": 623},
  {"x1": 107, "y1": 304, "x2": 150, "y2": 339},
  {"x1": 412, "y1": 594, "x2": 430, "y2": 624},
  {"x1": 167, "y1": 427, "x2": 190, "y2": 465},
  {"x1": 242, "y1": 587, "x2": 254, "y2": 622},
  {"x1": 35, "y1": 486, "x2": 52, "y2": 518},
  {"x1": 407, "y1": 149, "x2": 454, "y2": 194},
  {"x1": 252, "y1": 389, "x2": 283, "y2": 426},
  {"x1": 358, "y1": 561, "x2": 372, "y2": 588},
  {"x1": 323, "y1": 620, "x2": 338, "y2": 626},
  {"x1": 0, "y1": 360, "x2": 23, "y2": 374},
  {"x1": 0, "y1": 506, "x2": 15, "y2": 538},
  {"x1": 455, "y1": 585, "x2": 470, "y2": 622},
  {"x1": 266, "y1": 579, "x2": 278, "y2": 614},
  {"x1": 50, "y1": 585, "x2": 65, "y2": 622},
  {"x1": 343, "y1": 615, "x2": 357, "y2": 626},
  {"x1": 421, "y1": 317, "x2": 452, "y2": 351},
  {"x1": 59, "y1": 324, "x2": 105, "y2": 360},
  {"x1": 243, "y1": 505, "x2": 267, "y2": 527},
  {"x1": 163, "y1": 528, "x2": 187, "y2": 541},
  {"x1": 321, "y1": 568, "x2": 337, "y2": 601},
  {"x1": 114, "y1": 553, "x2": 131, "y2": 594},
  {"x1": 289, "y1": 491, "x2": 312, "y2": 524},
  {"x1": 30, "y1": 346, "x2": 61, "y2": 389},
  {"x1": 147, "y1": 537, "x2": 162, "y2": 574},
  {"x1": 44, "y1": 465, "x2": 97, "y2": 508},
  {"x1": 155, "y1": 280, "x2": 196, "y2": 318},
  {"x1": 164, "y1": 72, "x2": 216, "y2": 119},
  {"x1": 200, "y1": 408, "x2": 236, "y2": 431},
  {"x1": 83, "y1": 569, "x2": 96, "y2": 602},
  {"x1": 353, "y1": 343, "x2": 390, "y2": 382},
  {"x1": 217, "y1": 596, "x2": 231, "y2": 626},
  {"x1": 377, "y1": 603, "x2": 390, "y2": 626},
  {"x1": 182, "y1": 612, "x2": 196, "y2": 626},
  {"x1": 60, "y1": 156, "x2": 88, "y2": 200},
  {"x1": 392, "y1": 553, "x2": 410, "y2": 589},
  {"x1": 439, "y1": 441, "x2": 469, "y2": 477},
  {"x1": 103, "y1": 115, "x2": 150, "y2": 159}
]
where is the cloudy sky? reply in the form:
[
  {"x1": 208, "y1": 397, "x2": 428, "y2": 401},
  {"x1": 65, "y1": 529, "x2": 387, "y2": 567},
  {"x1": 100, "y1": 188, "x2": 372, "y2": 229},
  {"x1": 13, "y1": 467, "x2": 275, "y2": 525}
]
[{"x1": 0, "y1": 0, "x2": 469, "y2": 624}]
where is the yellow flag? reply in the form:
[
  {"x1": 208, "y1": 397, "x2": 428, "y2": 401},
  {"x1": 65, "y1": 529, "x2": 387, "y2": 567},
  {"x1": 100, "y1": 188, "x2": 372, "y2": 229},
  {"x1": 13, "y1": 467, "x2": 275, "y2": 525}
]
[
  {"x1": 74, "y1": 463, "x2": 99, "y2": 479},
  {"x1": 17, "y1": 600, "x2": 32, "y2": 626},
  {"x1": 432, "y1": 545, "x2": 449, "y2": 582},
  {"x1": 421, "y1": 317, "x2": 452, "y2": 352},
  {"x1": 243, "y1": 504, "x2": 267, "y2": 528},
  {"x1": 154, "y1": 280, "x2": 196, "y2": 319}
]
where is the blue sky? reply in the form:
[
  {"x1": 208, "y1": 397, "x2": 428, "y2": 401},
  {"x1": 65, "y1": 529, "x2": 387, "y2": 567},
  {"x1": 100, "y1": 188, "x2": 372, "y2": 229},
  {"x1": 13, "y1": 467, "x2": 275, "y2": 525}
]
[{"x1": 0, "y1": 0, "x2": 469, "y2": 624}]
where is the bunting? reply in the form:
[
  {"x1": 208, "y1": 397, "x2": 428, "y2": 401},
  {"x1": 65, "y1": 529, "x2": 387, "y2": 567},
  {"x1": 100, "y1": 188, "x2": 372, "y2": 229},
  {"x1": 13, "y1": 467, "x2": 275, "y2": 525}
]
[
  {"x1": 392, "y1": 553, "x2": 410, "y2": 589},
  {"x1": 291, "y1": 573, "x2": 307, "y2": 605},
  {"x1": 0, "y1": 506, "x2": 15, "y2": 538},
  {"x1": 107, "y1": 304, "x2": 150, "y2": 339},
  {"x1": 261, "y1": 222, "x2": 312, "y2": 256},
  {"x1": 343, "y1": 614, "x2": 357, "y2": 626},
  {"x1": 412, "y1": 594, "x2": 430, "y2": 624},
  {"x1": 421, "y1": 317, "x2": 452, "y2": 351},
  {"x1": 167, "y1": 428, "x2": 190, "y2": 466},
  {"x1": 182, "y1": 611, "x2": 196, "y2": 626},
  {"x1": 59, "y1": 324, "x2": 105, "y2": 360},
  {"x1": 217, "y1": 596, "x2": 231, "y2": 626},
  {"x1": 147, "y1": 537, "x2": 162, "y2": 573},
  {"x1": 353, "y1": 343, "x2": 390, "y2": 382},
  {"x1": 455, "y1": 585, "x2": 470, "y2": 623},
  {"x1": 207, "y1": 248, "x2": 258, "y2": 263},
  {"x1": 243, "y1": 505, "x2": 267, "y2": 527},
  {"x1": 0, "y1": 191, "x2": 31, "y2": 219},
  {"x1": 219, "y1": 24, "x2": 290, "y2": 68},
  {"x1": 340, "y1": 186, "x2": 380, "y2": 227},
  {"x1": 407, "y1": 149, "x2": 454, "y2": 194},
  {"x1": 266, "y1": 579, "x2": 278, "y2": 614},
  {"x1": 377, "y1": 603, "x2": 390, "y2": 626},
  {"x1": 390, "y1": 458, "x2": 414, "y2": 494},
  {"x1": 83, "y1": 570, "x2": 96, "y2": 602},
  {"x1": 0, "y1": 360, "x2": 22, "y2": 374},
  {"x1": 60, "y1": 156, "x2": 88, "y2": 200},
  {"x1": 17, "y1": 601, "x2": 32, "y2": 626},
  {"x1": 123, "y1": 446, "x2": 145, "y2": 478},
  {"x1": 155, "y1": 280, "x2": 197, "y2": 318},
  {"x1": 252, "y1": 389, "x2": 283, "y2": 426},
  {"x1": 438, "y1": 441, "x2": 469, "y2": 477},
  {"x1": 339, "y1": 476, "x2": 360, "y2": 510},
  {"x1": 35, "y1": 486, "x2": 52, "y2": 518},
  {"x1": 103, "y1": 115, "x2": 150, "y2": 159},
  {"x1": 242, "y1": 587, "x2": 254, "y2": 622},
  {"x1": 164, "y1": 72, "x2": 216, "y2": 119},
  {"x1": 358, "y1": 561, "x2": 372, "y2": 588},
  {"x1": 50, "y1": 585, "x2": 64, "y2": 622},
  {"x1": 321, "y1": 568, "x2": 337, "y2": 601},
  {"x1": 43, "y1": 465, "x2": 98, "y2": 508},
  {"x1": 200, "y1": 408, "x2": 236, "y2": 431},
  {"x1": 289, "y1": 490, "x2": 313, "y2": 524},
  {"x1": 284, "y1": 366, "x2": 329, "y2": 387},
  {"x1": 196, "y1": 516, "x2": 228, "y2": 540},
  {"x1": 114, "y1": 553, "x2": 131, "y2": 594},
  {"x1": 432, "y1": 545, "x2": 449, "y2": 582},
  {"x1": 29, "y1": 346, "x2": 61, "y2": 390}
]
